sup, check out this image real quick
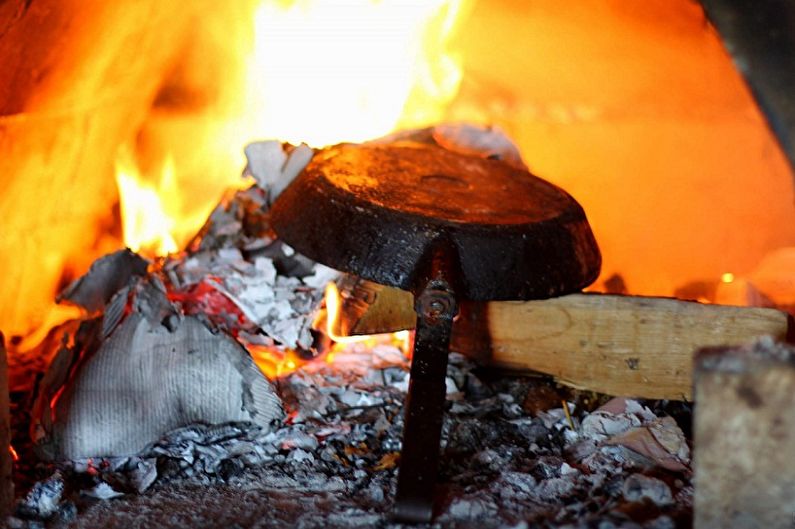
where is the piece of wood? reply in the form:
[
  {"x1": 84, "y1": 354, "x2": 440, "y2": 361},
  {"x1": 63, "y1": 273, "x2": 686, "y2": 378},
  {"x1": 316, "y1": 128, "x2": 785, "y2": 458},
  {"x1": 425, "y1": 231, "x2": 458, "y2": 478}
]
[
  {"x1": 693, "y1": 340, "x2": 795, "y2": 528},
  {"x1": 332, "y1": 279, "x2": 792, "y2": 400},
  {"x1": 472, "y1": 294, "x2": 791, "y2": 400},
  {"x1": 0, "y1": 334, "x2": 12, "y2": 516}
]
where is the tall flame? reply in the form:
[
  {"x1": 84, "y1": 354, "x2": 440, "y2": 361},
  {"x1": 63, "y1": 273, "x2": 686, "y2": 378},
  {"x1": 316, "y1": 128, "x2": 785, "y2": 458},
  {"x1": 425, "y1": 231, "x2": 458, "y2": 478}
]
[{"x1": 115, "y1": 145, "x2": 178, "y2": 256}]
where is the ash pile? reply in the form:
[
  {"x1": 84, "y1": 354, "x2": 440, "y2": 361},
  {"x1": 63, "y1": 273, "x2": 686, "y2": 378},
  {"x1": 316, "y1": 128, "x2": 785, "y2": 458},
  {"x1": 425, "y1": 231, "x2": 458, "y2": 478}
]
[
  {"x1": 7, "y1": 128, "x2": 693, "y2": 528},
  {"x1": 12, "y1": 350, "x2": 693, "y2": 529}
]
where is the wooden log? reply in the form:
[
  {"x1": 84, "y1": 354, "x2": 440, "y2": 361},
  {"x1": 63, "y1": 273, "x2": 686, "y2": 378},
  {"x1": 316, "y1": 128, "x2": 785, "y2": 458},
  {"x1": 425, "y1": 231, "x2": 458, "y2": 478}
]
[
  {"x1": 333, "y1": 279, "x2": 792, "y2": 399},
  {"x1": 694, "y1": 341, "x2": 795, "y2": 529},
  {"x1": 467, "y1": 294, "x2": 791, "y2": 400},
  {"x1": 0, "y1": 334, "x2": 12, "y2": 515}
]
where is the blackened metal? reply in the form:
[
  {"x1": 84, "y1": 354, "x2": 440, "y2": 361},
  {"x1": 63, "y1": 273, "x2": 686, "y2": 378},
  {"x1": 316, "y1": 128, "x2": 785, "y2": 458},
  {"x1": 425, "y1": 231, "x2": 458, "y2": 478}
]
[
  {"x1": 701, "y1": 0, "x2": 795, "y2": 173},
  {"x1": 270, "y1": 142, "x2": 601, "y2": 301},
  {"x1": 393, "y1": 273, "x2": 458, "y2": 523},
  {"x1": 270, "y1": 141, "x2": 602, "y2": 523}
]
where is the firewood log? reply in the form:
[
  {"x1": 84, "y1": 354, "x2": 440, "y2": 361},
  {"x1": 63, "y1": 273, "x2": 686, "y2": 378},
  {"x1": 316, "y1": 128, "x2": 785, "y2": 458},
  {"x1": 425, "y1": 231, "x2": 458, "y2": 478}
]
[
  {"x1": 694, "y1": 340, "x2": 795, "y2": 528},
  {"x1": 0, "y1": 334, "x2": 12, "y2": 515},
  {"x1": 331, "y1": 279, "x2": 792, "y2": 400}
]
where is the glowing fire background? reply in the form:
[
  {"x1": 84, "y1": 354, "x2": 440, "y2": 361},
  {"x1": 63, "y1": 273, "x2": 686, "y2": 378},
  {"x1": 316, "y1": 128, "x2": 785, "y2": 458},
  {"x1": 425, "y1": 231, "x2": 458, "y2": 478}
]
[{"x1": 2, "y1": 0, "x2": 795, "y2": 349}]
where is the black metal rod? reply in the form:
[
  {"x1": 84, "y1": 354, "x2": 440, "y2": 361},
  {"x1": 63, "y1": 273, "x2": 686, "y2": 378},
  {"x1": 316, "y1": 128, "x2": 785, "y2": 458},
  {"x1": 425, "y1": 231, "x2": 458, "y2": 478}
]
[{"x1": 393, "y1": 278, "x2": 457, "y2": 523}]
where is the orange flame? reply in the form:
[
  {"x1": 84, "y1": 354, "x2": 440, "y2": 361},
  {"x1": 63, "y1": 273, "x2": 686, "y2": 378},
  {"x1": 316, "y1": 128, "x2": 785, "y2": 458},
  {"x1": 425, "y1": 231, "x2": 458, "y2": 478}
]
[
  {"x1": 115, "y1": 145, "x2": 179, "y2": 256},
  {"x1": 114, "y1": 0, "x2": 470, "y2": 257},
  {"x1": 247, "y1": 345, "x2": 307, "y2": 380},
  {"x1": 247, "y1": 281, "x2": 411, "y2": 379},
  {"x1": 114, "y1": 143, "x2": 245, "y2": 257},
  {"x1": 323, "y1": 281, "x2": 411, "y2": 353}
]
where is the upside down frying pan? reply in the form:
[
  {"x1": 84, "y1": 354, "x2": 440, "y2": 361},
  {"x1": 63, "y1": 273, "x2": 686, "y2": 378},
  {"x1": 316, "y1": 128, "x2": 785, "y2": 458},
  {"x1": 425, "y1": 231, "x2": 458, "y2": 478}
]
[{"x1": 271, "y1": 141, "x2": 601, "y2": 523}]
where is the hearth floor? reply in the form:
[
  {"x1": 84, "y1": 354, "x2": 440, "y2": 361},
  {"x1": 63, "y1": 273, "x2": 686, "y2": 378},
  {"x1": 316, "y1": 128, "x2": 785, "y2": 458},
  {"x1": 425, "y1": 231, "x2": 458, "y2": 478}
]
[{"x1": 9, "y1": 348, "x2": 692, "y2": 529}]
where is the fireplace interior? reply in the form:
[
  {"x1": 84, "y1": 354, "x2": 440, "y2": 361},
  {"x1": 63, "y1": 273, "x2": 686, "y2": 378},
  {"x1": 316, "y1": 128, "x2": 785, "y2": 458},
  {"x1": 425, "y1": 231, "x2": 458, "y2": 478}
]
[{"x1": 1, "y1": 0, "x2": 795, "y2": 528}]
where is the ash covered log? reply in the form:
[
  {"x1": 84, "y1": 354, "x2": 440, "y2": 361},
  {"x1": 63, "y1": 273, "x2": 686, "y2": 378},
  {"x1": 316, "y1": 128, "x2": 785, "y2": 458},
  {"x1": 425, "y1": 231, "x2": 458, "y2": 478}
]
[
  {"x1": 33, "y1": 279, "x2": 283, "y2": 461},
  {"x1": 330, "y1": 279, "x2": 791, "y2": 400},
  {"x1": 694, "y1": 339, "x2": 795, "y2": 529}
]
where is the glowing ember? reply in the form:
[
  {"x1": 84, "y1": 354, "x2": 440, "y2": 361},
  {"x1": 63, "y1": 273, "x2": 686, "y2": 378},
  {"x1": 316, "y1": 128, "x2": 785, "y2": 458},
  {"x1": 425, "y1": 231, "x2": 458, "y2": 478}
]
[
  {"x1": 247, "y1": 345, "x2": 305, "y2": 380},
  {"x1": 246, "y1": 281, "x2": 412, "y2": 379}
]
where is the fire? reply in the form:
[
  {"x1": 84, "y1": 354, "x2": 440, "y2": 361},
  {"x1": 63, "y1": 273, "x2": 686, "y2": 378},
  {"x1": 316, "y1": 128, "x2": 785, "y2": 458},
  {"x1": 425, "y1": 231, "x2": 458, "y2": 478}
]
[
  {"x1": 107, "y1": 0, "x2": 461, "y2": 374},
  {"x1": 114, "y1": 0, "x2": 470, "y2": 258},
  {"x1": 243, "y1": 0, "x2": 469, "y2": 147},
  {"x1": 115, "y1": 143, "x2": 250, "y2": 257},
  {"x1": 323, "y1": 282, "x2": 368, "y2": 344},
  {"x1": 323, "y1": 281, "x2": 411, "y2": 351},
  {"x1": 115, "y1": 145, "x2": 179, "y2": 256},
  {"x1": 249, "y1": 282, "x2": 412, "y2": 379},
  {"x1": 247, "y1": 345, "x2": 306, "y2": 380},
  {"x1": 7, "y1": 0, "x2": 795, "y2": 353}
]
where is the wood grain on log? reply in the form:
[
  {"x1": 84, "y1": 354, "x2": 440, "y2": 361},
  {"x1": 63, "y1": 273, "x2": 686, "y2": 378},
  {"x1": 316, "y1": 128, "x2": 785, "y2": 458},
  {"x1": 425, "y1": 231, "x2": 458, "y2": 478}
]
[
  {"x1": 472, "y1": 294, "x2": 790, "y2": 400},
  {"x1": 333, "y1": 280, "x2": 791, "y2": 400}
]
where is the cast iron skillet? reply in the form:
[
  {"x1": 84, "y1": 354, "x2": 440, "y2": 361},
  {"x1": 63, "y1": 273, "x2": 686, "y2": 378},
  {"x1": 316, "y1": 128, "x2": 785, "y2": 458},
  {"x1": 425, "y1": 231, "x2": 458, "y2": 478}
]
[{"x1": 271, "y1": 141, "x2": 601, "y2": 523}]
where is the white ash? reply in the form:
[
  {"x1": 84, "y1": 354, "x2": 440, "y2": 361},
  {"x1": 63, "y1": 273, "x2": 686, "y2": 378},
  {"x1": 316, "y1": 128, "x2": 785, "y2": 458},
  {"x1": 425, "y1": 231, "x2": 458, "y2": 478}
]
[
  {"x1": 696, "y1": 335, "x2": 795, "y2": 373},
  {"x1": 580, "y1": 398, "x2": 656, "y2": 442},
  {"x1": 243, "y1": 141, "x2": 314, "y2": 206},
  {"x1": 167, "y1": 247, "x2": 336, "y2": 350},
  {"x1": 622, "y1": 474, "x2": 674, "y2": 507},
  {"x1": 371, "y1": 123, "x2": 527, "y2": 169},
  {"x1": 15, "y1": 472, "x2": 64, "y2": 520},
  {"x1": 32, "y1": 278, "x2": 283, "y2": 461},
  {"x1": 57, "y1": 249, "x2": 149, "y2": 314},
  {"x1": 164, "y1": 180, "x2": 338, "y2": 351},
  {"x1": 15, "y1": 349, "x2": 692, "y2": 528}
]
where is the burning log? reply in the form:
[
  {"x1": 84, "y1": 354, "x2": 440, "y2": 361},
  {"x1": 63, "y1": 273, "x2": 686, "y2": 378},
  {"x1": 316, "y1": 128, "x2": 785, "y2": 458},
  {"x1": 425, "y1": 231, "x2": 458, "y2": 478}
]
[
  {"x1": 694, "y1": 339, "x2": 795, "y2": 529},
  {"x1": 330, "y1": 279, "x2": 792, "y2": 400}
]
